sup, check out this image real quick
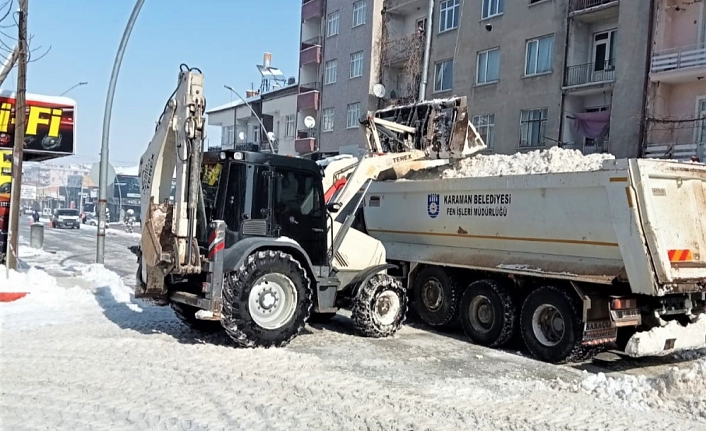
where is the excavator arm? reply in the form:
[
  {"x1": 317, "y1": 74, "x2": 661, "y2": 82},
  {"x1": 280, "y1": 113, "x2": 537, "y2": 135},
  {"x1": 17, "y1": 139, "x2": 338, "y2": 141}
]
[
  {"x1": 324, "y1": 96, "x2": 486, "y2": 220},
  {"x1": 136, "y1": 65, "x2": 207, "y2": 298}
]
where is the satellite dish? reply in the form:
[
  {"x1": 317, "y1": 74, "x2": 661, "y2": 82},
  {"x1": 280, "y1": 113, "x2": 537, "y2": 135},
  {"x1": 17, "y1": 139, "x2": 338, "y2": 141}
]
[
  {"x1": 89, "y1": 162, "x2": 116, "y2": 186},
  {"x1": 267, "y1": 131, "x2": 276, "y2": 141},
  {"x1": 373, "y1": 83, "x2": 386, "y2": 98},
  {"x1": 238, "y1": 131, "x2": 246, "y2": 141},
  {"x1": 304, "y1": 116, "x2": 316, "y2": 129}
]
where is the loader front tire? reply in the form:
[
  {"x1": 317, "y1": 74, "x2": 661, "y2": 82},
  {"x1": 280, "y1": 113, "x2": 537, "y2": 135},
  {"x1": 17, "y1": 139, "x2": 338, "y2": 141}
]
[
  {"x1": 352, "y1": 273, "x2": 408, "y2": 338},
  {"x1": 413, "y1": 266, "x2": 460, "y2": 327},
  {"x1": 520, "y1": 286, "x2": 583, "y2": 363},
  {"x1": 460, "y1": 279, "x2": 517, "y2": 348},
  {"x1": 170, "y1": 302, "x2": 222, "y2": 333},
  {"x1": 221, "y1": 250, "x2": 312, "y2": 348}
]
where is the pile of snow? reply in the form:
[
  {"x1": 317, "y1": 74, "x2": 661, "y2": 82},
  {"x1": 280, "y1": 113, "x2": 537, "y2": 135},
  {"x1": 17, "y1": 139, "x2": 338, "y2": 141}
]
[
  {"x1": 558, "y1": 358, "x2": 706, "y2": 422},
  {"x1": 0, "y1": 263, "x2": 139, "y2": 330},
  {"x1": 624, "y1": 315, "x2": 706, "y2": 357},
  {"x1": 404, "y1": 146, "x2": 615, "y2": 180}
]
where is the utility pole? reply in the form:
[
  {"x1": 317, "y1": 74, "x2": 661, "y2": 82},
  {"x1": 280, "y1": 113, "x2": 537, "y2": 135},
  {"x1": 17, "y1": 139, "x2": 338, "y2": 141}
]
[
  {"x1": 96, "y1": 0, "x2": 144, "y2": 264},
  {"x1": 6, "y1": 0, "x2": 28, "y2": 271}
]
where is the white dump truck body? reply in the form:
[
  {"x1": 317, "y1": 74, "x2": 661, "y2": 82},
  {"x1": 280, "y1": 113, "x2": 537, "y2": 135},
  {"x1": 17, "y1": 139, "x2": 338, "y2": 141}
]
[
  {"x1": 364, "y1": 158, "x2": 706, "y2": 297},
  {"x1": 364, "y1": 159, "x2": 706, "y2": 358}
]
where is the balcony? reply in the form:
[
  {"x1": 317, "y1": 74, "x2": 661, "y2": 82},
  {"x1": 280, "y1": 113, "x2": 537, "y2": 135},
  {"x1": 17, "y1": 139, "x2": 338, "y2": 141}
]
[
  {"x1": 297, "y1": 85, "x2": 320, "y2": 111},
  {"x1": 384, "y1": 34, "x2": 424, "y2": 66},
  {"x1": 563, "y1": 61, "x2": 615, "y2": 92},
  {"x1": 644, "y1": 142, "x2": 704, "y2": 161},
  {"x1": 651, "y1": 43, "x2": 706, "y2": 83},
  {"x1": 295, "y1": 129, "x2": 317, "y2": 154},
  {"x1": 300, "y1": 36, "x2": 322, "y2": 66},
  {"x1": 385, "y1": 0, "x2": 426, "y2": 15},
  {"x1": 561, "y1": 139, "x2": 609, "y2": 155},
  {"x1": 569, "y1": 0, "x2": 619, "y2": 23},
  {"x1": 301, "y1": 0, "x2": 323, "y2": 22}
]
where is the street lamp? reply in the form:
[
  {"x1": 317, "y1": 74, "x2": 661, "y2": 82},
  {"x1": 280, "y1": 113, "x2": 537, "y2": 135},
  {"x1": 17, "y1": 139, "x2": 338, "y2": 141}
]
[
  {"x1": 224, "y1": 84, "x2": 275, "y2": 152},
  {"x1": 60, "y1": 81, "x2": 88, "y2": 96}
]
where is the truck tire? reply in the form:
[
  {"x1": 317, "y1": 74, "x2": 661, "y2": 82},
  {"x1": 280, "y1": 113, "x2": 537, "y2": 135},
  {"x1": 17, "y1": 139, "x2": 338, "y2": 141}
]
[
  {"x1": 221, "y1": 250, "x2": 312, "y2": 348},
  {"x1": 520, "y1": 286, "x2": 584, "y2": 363},
  {"x1": 352, "y1": 273, "x2": 408, "y2": 338},
  {"x1": 413, "y1": 266, "x2": 460, "y2": 327},
  {"x1": 459, "y1": 279, "x2": 517, "y2": 347},
  {"x1": 170, "y1": 302, "x2": 222, "y2": 333}
]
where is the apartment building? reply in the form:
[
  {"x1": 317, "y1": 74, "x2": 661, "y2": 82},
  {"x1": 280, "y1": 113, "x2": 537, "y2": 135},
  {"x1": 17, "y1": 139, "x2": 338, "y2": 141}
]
[
  {"x1": 295, "y1": 0, "x2": 385, "y2": 155},
  {"x1": 388, "y1": 0, "x2": 648, "y2": 158},
  {"x1": 646, "y1": 0, "x2": 706, "y2": 161}
]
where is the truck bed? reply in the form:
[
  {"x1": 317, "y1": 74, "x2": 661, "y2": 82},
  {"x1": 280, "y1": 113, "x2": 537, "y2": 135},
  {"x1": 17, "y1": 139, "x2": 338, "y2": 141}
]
[{"x1": 363, "y1": 159, "x2": 706, "y2": 296}]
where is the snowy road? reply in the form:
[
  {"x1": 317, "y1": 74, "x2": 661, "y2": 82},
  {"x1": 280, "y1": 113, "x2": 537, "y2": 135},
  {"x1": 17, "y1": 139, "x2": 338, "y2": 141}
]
[{"x1": 1, "y1": 226, "x2": 705, "y2": 430}]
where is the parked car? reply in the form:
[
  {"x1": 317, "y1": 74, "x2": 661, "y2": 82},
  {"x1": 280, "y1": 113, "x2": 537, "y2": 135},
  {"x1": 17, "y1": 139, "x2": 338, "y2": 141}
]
[
  {"x1": 51, "y1": 208, "x2": 81, "y2": 229},
  {"x1": 83, "y1": 213, "x2": 97, "y2": 226}
]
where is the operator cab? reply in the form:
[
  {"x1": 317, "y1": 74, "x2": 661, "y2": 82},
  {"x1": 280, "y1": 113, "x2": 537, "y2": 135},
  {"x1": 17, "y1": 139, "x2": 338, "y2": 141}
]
[{"x1": 197, "y1": 150, "x2": 327, "y2": 266}]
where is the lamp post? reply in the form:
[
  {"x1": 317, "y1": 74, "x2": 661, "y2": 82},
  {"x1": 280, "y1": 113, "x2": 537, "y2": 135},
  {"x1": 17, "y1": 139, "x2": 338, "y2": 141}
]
[
  {"x1": 223, "y1": 85, "x2": 238, "y2": 149},
  {"x1": 96, "y1": 0, "x2": 144, "y2": 264},
  {"x1": 224, "y1": 85, "x2": 274, "y2": 152},
  {"x1": 60, "y1": 81, "x2": 88, "y2": 97}
]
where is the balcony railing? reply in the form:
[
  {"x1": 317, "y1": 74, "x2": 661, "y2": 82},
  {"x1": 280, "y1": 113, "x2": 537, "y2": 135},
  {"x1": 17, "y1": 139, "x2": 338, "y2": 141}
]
[
  {"x1": 300, "y1": 45, "x2": 322, "y2": 66},
  {"x1": 297, "y1": 90, "x2": 320, "y2": 111},
  {"x1": 561, "y1": 139, "x2": 609, "y2": 155},
  {"x1": 652, "y1": 43, "x2": 706, "y2": 73},
  {"x1": 297, "y1": 128, "x2": 317, "y2": 139},
  {"x1": 384, "y1": 34, "x2": 424, "y2": 65},
  {"x1": 302, "y1": 0, "x2": 323, "y2": 21},
  {"x1": 645, "y1": 119, "x2": 706, "y2": 160},
  {"x1": 299, "y1": 81, "x2": 321, "y2": 92},
  {"x1": 569, "y1": 0, "x2": 618, "y2": 13},
  {"x1": 644, "y1": 142, "x2": 703, "y2": 161},
  {"x1": 564, "y1": 61, "x2": 615, "y2": 88}
]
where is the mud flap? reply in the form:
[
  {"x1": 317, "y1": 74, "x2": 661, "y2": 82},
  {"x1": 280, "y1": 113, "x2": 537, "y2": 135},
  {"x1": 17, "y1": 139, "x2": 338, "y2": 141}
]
[{"x1": 623, "y1": 314, "x2": 706, "y2": 357}]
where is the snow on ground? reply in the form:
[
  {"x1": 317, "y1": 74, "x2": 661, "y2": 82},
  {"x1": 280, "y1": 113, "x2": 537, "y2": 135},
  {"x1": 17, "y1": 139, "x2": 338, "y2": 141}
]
[
  {"x1": 404, "y1": 146, "x2": 615, "y2": 180},
  {"x1": 2, "y1": 244, "x2": 706, "y2": 430},
  {"x1": 557, "y1": 357, "x2": 706, "y2": 422}
]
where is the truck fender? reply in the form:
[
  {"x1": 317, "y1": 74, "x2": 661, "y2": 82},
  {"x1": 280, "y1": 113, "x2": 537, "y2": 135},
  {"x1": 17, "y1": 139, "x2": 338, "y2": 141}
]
[
  {"x1": 222, "y1": 237, "x2": 316, "y2": 278},
  {"x1": 346, "y1": 263, "x2": 399, "y2": 299}
]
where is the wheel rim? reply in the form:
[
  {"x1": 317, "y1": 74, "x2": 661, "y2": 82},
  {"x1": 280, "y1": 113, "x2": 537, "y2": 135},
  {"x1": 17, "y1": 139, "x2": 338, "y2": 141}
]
[
  {"x1": 421, "y1": 278, "x2": 444, "y2": 311},
  {"x1": 248, "y1": 273, "x2": 298, "y2": 330},
  {"x1": 374, "y1": 290, "x2": 401, "y2": 326},
  {"x1": 468, "y1": 295, "x2": 495, "y2": 334},
  {"x1": 531, "y1": 304, "x2": 565, "y2": 347}
]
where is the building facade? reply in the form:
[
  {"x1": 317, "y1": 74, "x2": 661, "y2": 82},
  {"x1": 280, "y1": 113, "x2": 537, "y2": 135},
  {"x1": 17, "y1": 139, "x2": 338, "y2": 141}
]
[
  {"x1": 646, "y1": 0, "x2": 706, "y2": 161},
  {"x1": 296, "y1": 0, "x2": 385, "y2": 155}
]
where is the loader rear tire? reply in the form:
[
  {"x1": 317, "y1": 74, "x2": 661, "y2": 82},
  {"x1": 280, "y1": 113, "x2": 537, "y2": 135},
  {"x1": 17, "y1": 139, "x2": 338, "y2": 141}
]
[
  {"x1": 520, "y1": 286, "x2": 584, "y2": 364},
  {"x1": 460, "y1": 279, "x2": 517, "y2": 348},
  {"x1": 413, "y1": 266, "x2": 460, "y2": 327},
  {"x1": 352, "y1": 273, "x2": 408, "y2": 338},
  {"x1": 170, "y1": 302, "x2": 222, "y2": 333},
  {"x1": 221, "y1": 250, "x2": 312, "y2": 348}
]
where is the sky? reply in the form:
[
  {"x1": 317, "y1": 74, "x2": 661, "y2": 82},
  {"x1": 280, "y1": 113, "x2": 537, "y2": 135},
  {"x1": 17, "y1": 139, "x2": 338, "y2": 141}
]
[{"x1": 2, "y1": 0, "x2": 301, "y2": 168}]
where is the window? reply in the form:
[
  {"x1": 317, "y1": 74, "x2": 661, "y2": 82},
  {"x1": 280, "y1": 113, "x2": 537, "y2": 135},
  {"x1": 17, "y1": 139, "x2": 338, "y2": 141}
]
[
  {"x1": 347, "y1": 103, "x2": 361, "y2": 129},
  {"x1": 223, "y1": 163, "x2": 247, "y2": 238},
  {"x1": 520, "y1": 108, "x2": 548, "y2": 147},
  {"x1": 434, "y1": 59, "x2": 453, "y2": 92},
  {"x1": 285, "y1": 115, "x2": 295, "y2": 138},
  {"x1": 472, "y1": 114, "x2": 495, "y2": 149},
  {"x1": 697, "y1": 98, "x2": 706, "y2": 144},
  {"x1": 221, "y1": 125, "x2": 234, "y2": 146},
  {"x1": 322, "y1": 108, "x2": 334, "y2": 132},
  {"x1": 482, "y1": 0, "x2": 504, "y2": 19},
  {"x1": 593, "y1": 30, "x2": 617, "y2": 72},
  {"x1": 324, "y1": 59, "x2": 337, "y2": 85},
  {"x1": 350, "y1": 51, "x2": 364, "y2": 78},
  {"x1": 352, "y1": 1, "x2": 366, "y2": 27},
  {"x1": 250, "y1": 124, "x2": 260, "y2": 144},
  {"x1": 525, "y1": 35, "x2": 554, "y2": 76},
  {"x1": 439, "y1": 0, "x2": 460, "y2": 33},
  {"x1": 476, "y1": 48, "x2": 499, "y2": 84},
  {"x1": 416, "y1": 17, "x2": 427, "y2": 33},
  {"x1": 327, "y1": 11, "x2": 340, "y2": 37}
]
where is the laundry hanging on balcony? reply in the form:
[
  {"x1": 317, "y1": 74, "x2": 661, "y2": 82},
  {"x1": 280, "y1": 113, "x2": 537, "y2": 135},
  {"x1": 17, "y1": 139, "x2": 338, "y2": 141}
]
[{"x1": 569, "y1": 110, "x2": 611, "y2": 140}]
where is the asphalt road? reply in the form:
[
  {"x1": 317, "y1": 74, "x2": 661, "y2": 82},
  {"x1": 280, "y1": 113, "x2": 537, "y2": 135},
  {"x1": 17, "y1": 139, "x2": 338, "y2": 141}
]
[{"x1": 19, "y1": 218, "x2": 140, "y2": 280}]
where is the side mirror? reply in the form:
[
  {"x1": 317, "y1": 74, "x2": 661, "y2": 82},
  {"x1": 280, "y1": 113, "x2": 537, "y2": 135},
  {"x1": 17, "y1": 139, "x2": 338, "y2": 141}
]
[{"x1": 327, "y1": 202, "x2": 342, "y2": 213}]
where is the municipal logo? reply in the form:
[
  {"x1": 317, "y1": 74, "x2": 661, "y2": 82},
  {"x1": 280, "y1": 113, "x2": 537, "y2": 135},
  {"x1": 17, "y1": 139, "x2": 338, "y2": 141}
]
[{"x1": 427, "y1": 193, "x2": 440, "y2": 218}]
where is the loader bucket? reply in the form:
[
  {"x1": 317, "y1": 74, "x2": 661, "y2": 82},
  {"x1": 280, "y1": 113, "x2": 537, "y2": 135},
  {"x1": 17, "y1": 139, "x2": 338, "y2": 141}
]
[{"x1": 373, "y1": 96, "x2": 487, "y2": 160}]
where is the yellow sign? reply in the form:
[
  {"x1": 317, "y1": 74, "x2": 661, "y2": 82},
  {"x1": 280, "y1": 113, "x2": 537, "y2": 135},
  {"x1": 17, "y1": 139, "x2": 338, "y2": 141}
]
[{"x1": 0, "y1": 149, "x2": 10, "y2": 187}]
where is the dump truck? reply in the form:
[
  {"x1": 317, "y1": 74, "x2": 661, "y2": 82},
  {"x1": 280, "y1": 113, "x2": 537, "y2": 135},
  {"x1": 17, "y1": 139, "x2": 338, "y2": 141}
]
[{"x1": 357, "y1": 157, "x2": 706, "y2": 363}]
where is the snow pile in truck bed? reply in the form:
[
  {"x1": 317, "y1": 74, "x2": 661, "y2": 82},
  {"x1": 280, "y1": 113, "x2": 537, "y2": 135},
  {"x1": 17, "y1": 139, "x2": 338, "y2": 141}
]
[
  {"x1": 404, "y1": 146, "x2": 615, "y2": 180},
  {"x1": 562, "y1": 358, "x2": 706, "y2": 422}
]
